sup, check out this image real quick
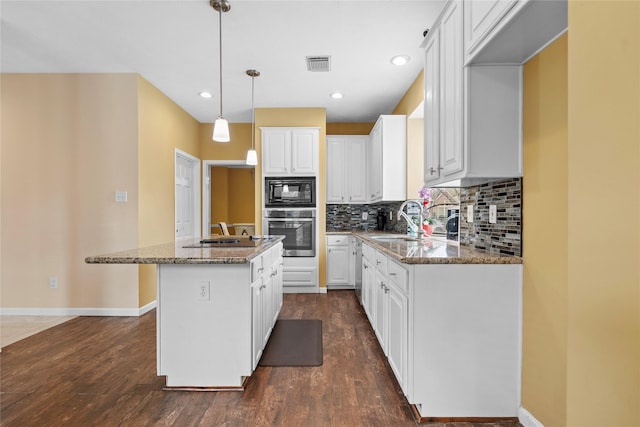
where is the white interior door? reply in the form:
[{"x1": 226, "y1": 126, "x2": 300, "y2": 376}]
[{"x1": 175, "y1": 150, "x2": 200, "y2": 241}]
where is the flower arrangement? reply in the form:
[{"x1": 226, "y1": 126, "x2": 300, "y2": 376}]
[{"x1": 418, "y1": 186, "x2": 434, "y2": 235}]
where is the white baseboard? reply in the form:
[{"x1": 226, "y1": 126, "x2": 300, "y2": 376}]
[
  {"x1": 0, "y1": 301, "x2": 157, "y2": 317},
  {"x1": 283, "y1": 286, "x2": 324, "y2": 294},
  {"x1": 519, "y1": 406, "x2": 544, "y2": 427}
]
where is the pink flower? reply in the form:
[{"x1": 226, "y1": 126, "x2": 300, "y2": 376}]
[{"x1": 418, "y1": 186, "x2": 431, "y2": 201}]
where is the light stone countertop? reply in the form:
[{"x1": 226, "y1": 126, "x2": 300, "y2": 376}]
[
  {"x1": 327, "y1": 230, "x2": 522, "y2": 265},
  {"x1": 84, "y1": 236, "x2": 284, "y2": 265}
]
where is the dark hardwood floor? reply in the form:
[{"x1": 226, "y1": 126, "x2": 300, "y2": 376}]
[{"x1": 0, "y1": 291, "x2": 521, "y2": 427}]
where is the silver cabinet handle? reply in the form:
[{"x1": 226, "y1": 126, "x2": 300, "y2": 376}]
[
  {"x1": 429, "y1": 167, "x2": 436, "y2": 175},
  {"x1": 257, "y1": 267, "x2": 264, "y2": 272},
  {"x1": 438, "y1": 165, "x2": 444, "y2": 171}
]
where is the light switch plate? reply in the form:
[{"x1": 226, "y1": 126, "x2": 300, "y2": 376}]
[
  {"x1": 466, "y1": 205, "x2": 474, "y2": 223},
  {"x1": 115, "y1": 191, "x2": 128, "y2": 203},
  {"x1": 489, "y1": 205, "x2": 497, "y2": 224},
  {"x1": 362, "y1": 212, "x2": 368, "y2": 220}
]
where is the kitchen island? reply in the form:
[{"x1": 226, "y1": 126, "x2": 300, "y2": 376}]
[
  {"x1": 86, "y1": 236, "x2": 284, "y2": 390},
  {"x1": 328, "y1": 231, "x2": 523, "y2": 422}
]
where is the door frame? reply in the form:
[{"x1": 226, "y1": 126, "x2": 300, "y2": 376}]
[
  {"x1": 175, "y1": 148, "x2": 201, "y2": 240},
  {"x1": 202, "y1": 160, "x2": 255, "y2": 238}
]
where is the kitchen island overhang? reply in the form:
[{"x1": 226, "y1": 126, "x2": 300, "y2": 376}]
[{"x1": 86, "y1": 236, "x2": 285, "y2": 390}]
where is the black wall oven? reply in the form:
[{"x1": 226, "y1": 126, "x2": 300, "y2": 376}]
[
  {"x1": 265, "y1": 177, "x2": 316, "y2": 208},
  {"x1": 264, "y1": 210, "x2": 315, "y2": 257}
]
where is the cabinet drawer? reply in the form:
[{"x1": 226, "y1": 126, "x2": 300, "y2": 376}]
[
  {"x1": 362, "y1": 243, "x2": 374, "y2": 261},
  {"x1": 387, "y1": 259, "x2": 408, "y2": 294},
  {"x1": 327, "y1": 235, "x2": 349, "y2": 246},
  {"x1": 374, "y1": 251, "x2": 387, "y2": 275}
]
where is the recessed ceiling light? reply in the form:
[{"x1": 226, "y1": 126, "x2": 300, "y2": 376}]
[
  {"x1": 199, "y1": 91, "x2": 213, "y2": 99},
  {"x1": 330, "y1": 92, "x2": 343, "y2": 99},
  {"x1": 390, "y1": 55, "x2": 411, "y2": 66}
]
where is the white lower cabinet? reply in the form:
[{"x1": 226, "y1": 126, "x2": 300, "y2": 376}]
[
  {"x1": 326, "y1": 235, "x2": 351, "y2": 288},
  {"x1": 251, "y1": 243, "x2": 284, "y2": 370},
  {"x1": 359, "y1": 241, "x2": 522, "y2": 418}
]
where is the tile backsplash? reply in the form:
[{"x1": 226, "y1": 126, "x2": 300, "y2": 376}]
[
  {"x1": 325, "y1": 178, "x2": 522, "y2": 257},
  {"x1": 326, "y1": 202, "x2": 406, "y2": 233},
  {"x1": 459, "y1": 178, "x2": 522, "y2": 256}
]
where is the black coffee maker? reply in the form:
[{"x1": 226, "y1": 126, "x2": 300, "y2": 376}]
[{"x1": 376, "y1": 210, "x2": 387, "y2": 231}]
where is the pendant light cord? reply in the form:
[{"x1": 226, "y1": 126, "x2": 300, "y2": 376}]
[{"x1": 251, "y1": 75, "x2": 255, "y2": 150}]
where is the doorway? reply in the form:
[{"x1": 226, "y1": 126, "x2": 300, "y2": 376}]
[
  {"x1": 175, "y1": 149, "x2": 201, "y2": 241},
  {"x1": 202, "y1": 160, "x2": 256, "y2": 237}
]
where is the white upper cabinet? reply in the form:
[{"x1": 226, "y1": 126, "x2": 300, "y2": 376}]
[
  {"x1": 465, "y1": 0, "x2": 567, "y2": 65},
  {"x1": 464, "y1": 0, "x2": 518, "y2": 61},
  {"x1": 368, "y1": 115, "x2": 406, "y2": 202},
  {"x1": 326, "y1": 135, "x2": 367, "y2": 204},
  {"x1": 261, "y1": 127, "x2": 319, "y2": 176},
  {"x1": 439, "y1": 0, "x2": 464, "y2": 179},
  {"x1": 423, "y1": 0, "x2": 522, "y2": 187}
]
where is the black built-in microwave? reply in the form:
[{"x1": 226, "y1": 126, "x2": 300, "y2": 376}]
[{"x1": 265, "y1": 177, "x2": 316, "y2": 208}]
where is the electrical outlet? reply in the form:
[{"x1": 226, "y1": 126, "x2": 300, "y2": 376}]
[
  {"x1": 115, "y1": 191, "x2": 128, "y2": 203},
  {"x1": 389, "y1": 211, "x2": 393, "y2": 221},
  {"x1": 49, "y1": 277, "x2": 58, "y2": 289},
  {"x1": 198, "y1": 281, "x2": 210, "y2": 301},
  {"x1": 466, "y1": 205, "x2": 474, "y2": 223},
  {"x1": 489, "y1": 205, "x2": 497, "y2": 224},
  {"x1": 362, "y1": 212, "x2": 368, "y2": 220}
]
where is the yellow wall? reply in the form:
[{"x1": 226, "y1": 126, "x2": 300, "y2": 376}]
[
  {"x1": 392, "y1": 70, "x2": 425, "y2": 198},
  {"x1": 326, "y1": 122, "x2": 374, "y2": 135},
  {"x1": 210, "y1": 167, "x2": 255, "y2": 226},
  {"x1": 211, "y1": 168, "x2": 230, "y2": 223},
  {"x1": 566, "y1": 2, "x2": 639, "y2": 425},
  {"x1": 255, "y1": 108, "x2": 327, "y2": 287},
  {"x1": 1, "y1": 74, "x2": 140, "y2": 309},
  {"x1": 522, "y1": 33, "x2": 568, "y2": 427},
  {"x1": 199, "y1": 122, "x2": 253, "y2": 161},
  {"x1": 137, "y1": 76, "x2": 200, "y2": 307}
]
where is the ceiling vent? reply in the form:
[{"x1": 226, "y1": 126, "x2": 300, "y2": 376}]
[{"x1": 306, "y1": 56, "x2": 331, "y2": 72}]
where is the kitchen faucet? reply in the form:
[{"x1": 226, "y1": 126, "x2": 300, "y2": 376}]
[{"x1": 397, "y1": 200, "x2": 425, "y2": 239}]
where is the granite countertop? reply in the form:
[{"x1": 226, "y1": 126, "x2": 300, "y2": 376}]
[
  {"x1": 329, "y1": 230, "x2": 522, "y2": 265},
  {"x1": 84, "y1": 236, "x2": 284, "y2": 265}
]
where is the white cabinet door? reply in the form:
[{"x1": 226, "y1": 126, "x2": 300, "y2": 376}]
[
  {"x1": 262, "y1": 128, "x2": 318, "y2": 176},
  {"x1": 374, "y1": 269, "x2": 387, "y2": 350},
  {"x1": 423, "y1": 28, "x2": 441, "y2": 185},
  {"x1": 262, "y1": 129, "x2": 291, "y2": 175},
  {"x1": 326, "y1": 137, "x2": 347, "y2": 203},
  {"x1": 440, "y1": 0, "x2": 464, "y2": 178},
  {"x1": 273, "y1": 252, "x2": 283, "y2": 320},
  {"x1": 362, "y1": 258, "x2": 375, "y2": 322},
  {"x1": 464, "y1": 0, "x2": 518, "y2": 60},
  {"x1": 348, "y1": 137, "x2": 368, "y2": 203},
  {"x1": 369, "y1": 123, "x2": 383, "y2": 201},
  {"x1": 326, "y1": 135, "x2": 368, "y2": 204},
  {"x1": 327, "y1": 245, "x2": 350, "y2": 285},
  {"x1": 251, "y1": 277, "x2": 264, "y2": 369},
  {"x1": 291, "y1": 128, "x2": 318, "y2": 175},
  {"x1": 387, "y1": 281, "x2": 409, "y2": 393}
]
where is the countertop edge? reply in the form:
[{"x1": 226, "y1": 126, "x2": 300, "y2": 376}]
[
  {"x1": 84, "y1": 237, "x2": 284, "y2": 265},
  {"x1": 329, "y1": 231, "x2": 522, "y2": 265}
]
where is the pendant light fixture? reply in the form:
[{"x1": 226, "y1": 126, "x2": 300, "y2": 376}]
[
  {"x1": 211, "y1": 0, "x2": 231, "y2": 142},
  {"x1": 245, "y1": 69, "x2": 260, "y2": 166}
]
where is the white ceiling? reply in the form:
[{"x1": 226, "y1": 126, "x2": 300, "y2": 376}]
[{"x1": 1, "y1": 0, "x2": 444, "y2": 123}]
